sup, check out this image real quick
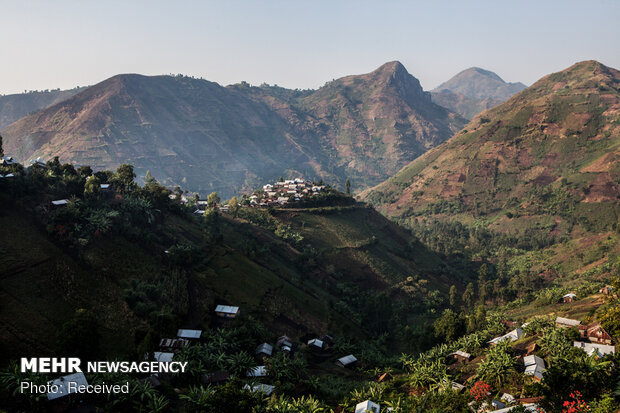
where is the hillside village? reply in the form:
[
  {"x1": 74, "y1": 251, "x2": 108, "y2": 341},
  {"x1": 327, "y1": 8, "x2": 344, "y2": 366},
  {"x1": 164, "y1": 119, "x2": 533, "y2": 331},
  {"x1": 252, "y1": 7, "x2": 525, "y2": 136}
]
[{"x1": 2, "y1": 153, "x2": 619, "y2": 412}]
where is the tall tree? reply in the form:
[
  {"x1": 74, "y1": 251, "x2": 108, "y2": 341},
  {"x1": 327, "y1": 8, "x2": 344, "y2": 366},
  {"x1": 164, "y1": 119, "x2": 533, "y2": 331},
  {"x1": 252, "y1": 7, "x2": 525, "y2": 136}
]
[
  {"x1": 229, "y1": 196, "x2": 240, "y2": 218},
  {"x1": 84, "y1": 175, "x2": 101, "y2": 198},
  {"x1": 207, "y1": 192, "x2": 220, "y2": 209},
  {"x1": 462, "y1": 282, "x2": 475, "y2": 309},
  {"x1": 345, "y1": 179, "x2": 351, "y2": 195},
  {"x1": 477, "y1": 263, "x2": 488, "y2": 303},
  {"x1": 115, "y1": 164, "x2": 136, "y2": 193},
  {"x1": 0, "y1": 133, "x2": 3, "y2": 157},
  {"x1": 145, "y1": 169, "x2": 156, "y2": 184},
  {"x1": 449, "y1": 285, "x2": 458, "y2": 307}
]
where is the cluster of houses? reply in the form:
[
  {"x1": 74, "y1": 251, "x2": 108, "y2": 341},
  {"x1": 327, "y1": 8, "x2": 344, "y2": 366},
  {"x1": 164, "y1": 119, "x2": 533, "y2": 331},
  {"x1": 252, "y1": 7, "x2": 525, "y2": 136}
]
[
  {"x1": 188, "y1": 178, "x2": 327, "y2": 215},
  {"x1": 0, "y1": 156, "x2": 17, "y2": 179},
  {"x1": 1, "y1": 155, "x2": 48, "y2": 169},
  {"x1": 250, "y1": 179, "x2": 326, "y2": 207},
  {"x1": 444, "y1": 312, "x2": 617, "y2": 413},
  {"x1": 555, "y1": 316, "x2": 615, "y2": 356},
  {"x1": 141, "y1": 303, "x2": 358, "y2": 398}
]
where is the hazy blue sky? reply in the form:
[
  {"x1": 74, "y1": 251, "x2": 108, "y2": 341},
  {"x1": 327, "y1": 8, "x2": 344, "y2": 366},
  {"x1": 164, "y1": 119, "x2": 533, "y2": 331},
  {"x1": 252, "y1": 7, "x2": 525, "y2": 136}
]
[{"x1": 1, "y1": 0, "x2": 619, "y2": 95}]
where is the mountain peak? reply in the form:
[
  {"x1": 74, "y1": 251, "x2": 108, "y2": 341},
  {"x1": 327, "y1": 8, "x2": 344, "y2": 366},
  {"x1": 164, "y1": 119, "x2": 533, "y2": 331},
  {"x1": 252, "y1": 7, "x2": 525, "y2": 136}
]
[
  {"x1": 462, "y1": 67, "x2": 504, "y2": 82},
  {"x1": 373, "y1": 61, "x2": 408, "y2": 75},
  {"x1": 433, "y1": 66, "x2": 526, "y2": 101}
]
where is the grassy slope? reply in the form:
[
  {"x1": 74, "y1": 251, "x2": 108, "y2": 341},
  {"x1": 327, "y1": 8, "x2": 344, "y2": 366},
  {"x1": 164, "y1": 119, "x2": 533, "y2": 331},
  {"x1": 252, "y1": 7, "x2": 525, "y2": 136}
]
[
  {"x1": 361, "y1": 61, "x2": 620, "y2": 274},
  {"x1": 0, "y1": 197, "x2": 455, "y2": 365}
]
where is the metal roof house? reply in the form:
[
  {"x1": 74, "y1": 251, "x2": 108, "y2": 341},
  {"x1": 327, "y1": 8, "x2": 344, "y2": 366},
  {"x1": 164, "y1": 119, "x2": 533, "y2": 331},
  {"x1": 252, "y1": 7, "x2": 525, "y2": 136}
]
[
  {"x1": 277, "y1": 335, "x2": 293, "y2": 349},
  {"x1": 47, "y1": 372, "x2": 89, "y2": 400},
  {"x1": 488, "y1": 404, "x2": 540, "y2": 413},
  {"x1": 244, "y1": 383, "x2": 274, "y2": 396},
  {"x1": 307, "y1": 338, "x2": 324, "y2": 350},
  {"x1": 215, "y1": 305, "x2": 240, "y2": 318},
  {"x1": 449, "y1": 350, "x2": 472, "y2": 362},
  {"x1": 451, "y1": 382, "x2": 466, "y2": 392},
  {"x1": 562, "y1": 293, "x2": 577, "y2": 303},
  {"x1": 488, "y1": 328, "x2": 524, "y2": 345},
  {"x1": 159, "y1": 338, "x2": 190, "y2": 350},
  {"x1": 1, "y1": 156, "x2": 17, "y2": 166},
  {"x1": 51, "y1": 199, "x2": 69, "y2": 206},
  {"x1": 255, "y1": 343, "x2": 273, "y2": 357},
  {"x1": 355, "y1": 400, "x2": 380, "y2": 413},
  {"x1": 584, "y1": 323, "x2": 613, "y2": 344},
  {"x1": 30, "y1": 157, "x2": 47, "y2": 168},
  {"x1": 154, "y1": 352, "x2": 175, "y2": 362},
  {"x1": 523, "y1": 355, "x2": 545, "y2": 381},
  {"x1": 336, "y1": 354, "x2": 357, "y2": 368},
  {"x1": 574, "y1": 341, "x2": 616, "y2": 357},
  {"x1": 177, "y1": 329, "x2": 202, "y2": 339},
  {"x1": 555, "y1": 317, "x2": 581, "y2": 328}
]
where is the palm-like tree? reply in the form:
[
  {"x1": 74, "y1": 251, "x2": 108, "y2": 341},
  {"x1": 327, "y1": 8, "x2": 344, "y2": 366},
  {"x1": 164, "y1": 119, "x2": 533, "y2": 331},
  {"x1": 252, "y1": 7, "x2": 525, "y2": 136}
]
[
  {"x1": 227, "y1": 351, "x2": 254, "y2": 378},
  {"x1": 179, "y1": 385, "x2": 215, "y2": 409}
]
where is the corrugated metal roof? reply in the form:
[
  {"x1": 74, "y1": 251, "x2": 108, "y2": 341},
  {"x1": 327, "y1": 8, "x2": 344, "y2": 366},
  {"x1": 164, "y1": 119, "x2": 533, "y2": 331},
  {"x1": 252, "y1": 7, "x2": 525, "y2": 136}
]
[
  {"x1": 488, "y1": 403, "x2": 539, "y2": 413},
  {"x1": 355, "y1": 400, "x2": 380, "y2": 413},
  {"x1": 488, "y1": 328, "x2": 523, "y2": 344},
  {"x1": 524, "y1": 355, "x2": 545, "y2": 380},
  {"x1": 574, "y1": 341, "x2": 615, "y2": 356},
  {"x1": 556, "y1": 317, "x2": 580, "y2": 326},
  {"x1": 47, "y1": 372, "x2": 88, "y2": 400},
  {"x1": 154, "y1": 352, "x2": 174, "y2": 362},
  {"x1": 215, "y1": 305, "x2": 239, "y2": 314},
  {"x1": 255, "y1": 343, "x2": 273, "y2": 356},
  {"x1": 244, "y1": 383, "x2": 274, "y2": 395},
  {"x1": 177, "y1": 329, "x2": 202, "y2": 339},
  {"x1": 308, "y1": 338, "x2": 324, "y2": 348},
  {"x1": 337, "y1": 354, "x2": 357, "y2": 366}
]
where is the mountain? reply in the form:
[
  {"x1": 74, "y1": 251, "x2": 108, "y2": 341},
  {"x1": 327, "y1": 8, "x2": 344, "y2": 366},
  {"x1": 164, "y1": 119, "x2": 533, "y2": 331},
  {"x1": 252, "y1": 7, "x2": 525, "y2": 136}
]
[
  {"x1": 0, "y1": 87, "x2": 85, "y2": 129},
  {"x1": 433, "y1": 67, "x2": 527, "y2": 101},
  {"x1": 1, "y1": 63, "x2": 465, "y2": 198},
  {"x1": 293, "y1": 62, "x2": 465, "y2": 182},
  {"x1": 362, "y1": 60, "x2": 620, "y2": 242},
  {"x1": 431, "y1": 89, "x2": 501, "y2": 120},
  {"x1": 431, "y1": 67, "x2": 527, "y2": 119}
]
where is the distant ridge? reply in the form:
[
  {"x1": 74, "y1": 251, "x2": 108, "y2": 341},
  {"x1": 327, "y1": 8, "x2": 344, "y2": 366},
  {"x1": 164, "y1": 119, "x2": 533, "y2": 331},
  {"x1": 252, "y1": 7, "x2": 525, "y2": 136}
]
[
  {"x1": 430, "y1": 67, "x2": 527, "y2": 119},
  {"x1": 433, "y1": 67, "x2": 527, "y2": 101},
  {"x1": 2, "y1": 62, "x2": 465, "y2": 197},
  {"x1": 0, "y1": 88, "x2": 86, "y2": 129},
  {"x1": 363, "y1": 60, "x2": 620, "y2": 241}
]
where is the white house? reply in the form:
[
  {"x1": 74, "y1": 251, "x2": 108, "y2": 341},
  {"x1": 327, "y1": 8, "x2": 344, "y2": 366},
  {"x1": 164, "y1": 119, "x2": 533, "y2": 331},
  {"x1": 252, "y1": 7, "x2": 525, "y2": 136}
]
[
  {"x1": 215, "y1": 305, "x2": 240, "y2": 318},
  {"x1": 256, "y1": 343, "x2": 273, "y2": 357},
  {"x1": 153, "y1": 352, "x2": 174, "y2": 362},
  {"x1": 488, "y1": 328, "x2": 524, "y2": 345},
  {"x1": 177, "y1": 329, "x2": 202, "y2": 339},
  {"x1": 355, "y1": 400, "x2": 380, "y2": 413},
  {"x1": 488, "y1": 404, "x2": 540, "y2": 413},
  {"x1": 556, "y1": 317, "x2": 581, "y2": 328},
  {"x1": 47, "y1": 372, "x2": 89, "y2": 400},
  {"x1": 574, "y1": 341, "x2": 615, "y2": 357},
  {"x1": 336, "y1": 354, "x2": 357, "y2": 368},
  {"x1": 244, "y1": 383, "x2": 274, "y2": 396},
  {"x1": 1, "y1": 156, "x2": 17, "y2": 166},
  {"x1": 523, "y1": 355, "x2": 545, "y2": 381},
  {"x1": 307, "y1": 338, "x2": 324, "y2": 350}
]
